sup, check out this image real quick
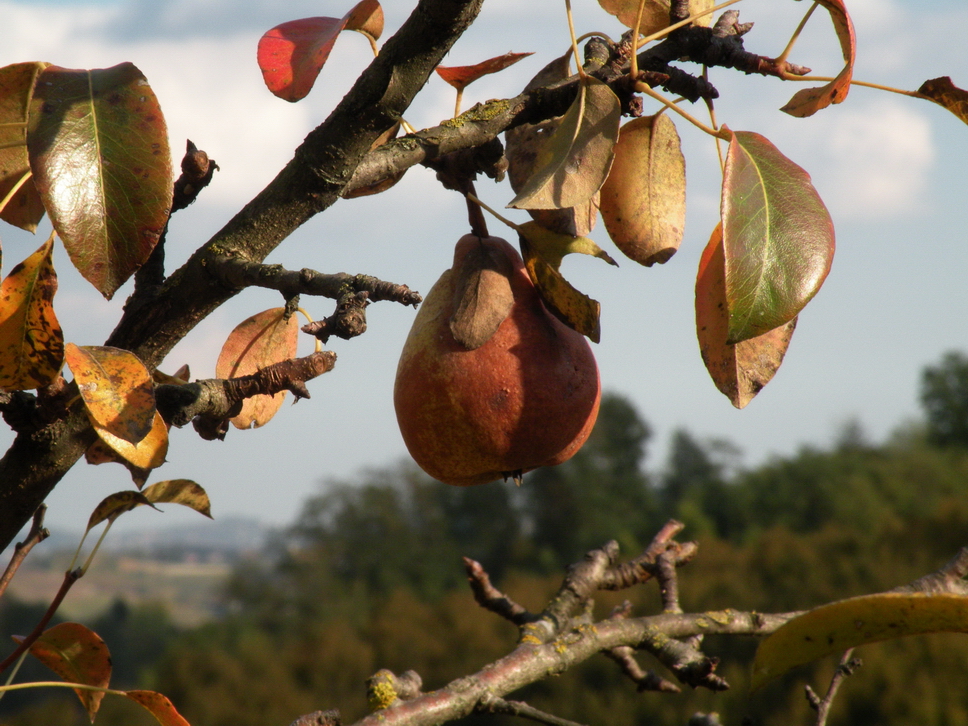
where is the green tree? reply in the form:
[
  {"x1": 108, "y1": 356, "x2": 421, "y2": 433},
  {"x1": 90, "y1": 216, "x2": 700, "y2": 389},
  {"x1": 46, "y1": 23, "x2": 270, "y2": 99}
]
[{"x1": 921, "y1": 350, "x2": 968, "y2": 447}]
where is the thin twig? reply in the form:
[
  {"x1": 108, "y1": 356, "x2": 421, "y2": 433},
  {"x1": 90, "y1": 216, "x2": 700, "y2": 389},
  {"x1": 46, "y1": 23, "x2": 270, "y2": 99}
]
[
  {"x1": 0, "y1": 506, "x2": 49, "y2": 600},
  {"x1": 0, "y1": 568, "x2": 81, "y2": 674},
  {"x1": 481, "y1": 695, "x2": 589, "y2": 726},
  {"x1": 805, "y1": 649, "x2": 862, "y2": 726}
]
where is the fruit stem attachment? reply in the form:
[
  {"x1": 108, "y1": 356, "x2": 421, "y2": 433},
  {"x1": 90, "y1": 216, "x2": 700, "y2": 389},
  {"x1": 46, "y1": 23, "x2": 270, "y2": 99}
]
[{"x1": 466, "y1": 193, "x2": 522, "y2": 233}]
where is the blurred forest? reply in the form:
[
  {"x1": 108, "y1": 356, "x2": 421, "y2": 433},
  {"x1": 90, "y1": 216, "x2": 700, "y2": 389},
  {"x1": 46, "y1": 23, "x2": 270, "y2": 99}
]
[{"x1": 3, "y1": 352, "x2": 968, "y2": 726}]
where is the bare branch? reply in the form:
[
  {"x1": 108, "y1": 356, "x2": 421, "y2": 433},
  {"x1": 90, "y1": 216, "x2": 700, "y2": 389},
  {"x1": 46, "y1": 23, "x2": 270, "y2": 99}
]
[
  {"x1": 463, "y1": 557, "x2": 535, "y2": 627},
  {"x1": 0, "y1": 505, "x2": 49, "y2": 600},
  {"x1": 805, "y1": 649, "x2": 862, "y2": 726},
  {"x1": 479, "y1": 695, "x2": 589, "y2": 726}
]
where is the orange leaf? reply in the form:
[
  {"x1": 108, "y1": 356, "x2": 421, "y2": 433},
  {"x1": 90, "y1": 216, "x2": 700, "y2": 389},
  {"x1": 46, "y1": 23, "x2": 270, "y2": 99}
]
[
  {"x1": 781, "y1": 0, "x2": 855, "y2": 117},
  {"x1": 0, "y1": 61, "x2": 47, "y2": 232},
  {"x1": 436, "y1": 52, "x2": 533, "y2": 91},
  {"x1": 0, "y1": 233, "x2": 63, "y2": 390},
  {"x1": 918, "y1": 76, "x2": 968, "y2": 126},
  {"x1": 19, "y1": 622, "x2": 111, "y2": 721},
  {"x1": 216, "y1": 308, "x2": 299, "y2": 429},
  {"x1": 90, "y1": 409, "x2": 169, "y2": 473},
  {"x1": 695, "y1": 225, "x2": 796, "y2": 408},
  {"x1": 125, "y1": 690, "x2": 191, "y2": 726},
  {"x1": 65, "y1": 343, "x2": 156, "y2": 444}
]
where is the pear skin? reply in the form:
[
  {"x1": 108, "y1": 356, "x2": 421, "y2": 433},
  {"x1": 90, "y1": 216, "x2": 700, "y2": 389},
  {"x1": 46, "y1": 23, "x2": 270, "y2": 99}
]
[{"x1": 394, "y1": 235, "x2": 601, "y2": 486}]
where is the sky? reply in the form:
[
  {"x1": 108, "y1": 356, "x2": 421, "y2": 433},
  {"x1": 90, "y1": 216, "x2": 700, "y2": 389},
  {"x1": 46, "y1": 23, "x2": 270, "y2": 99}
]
[{"x1": 1, "y1": 0, "x2": 967, "y2": 539}]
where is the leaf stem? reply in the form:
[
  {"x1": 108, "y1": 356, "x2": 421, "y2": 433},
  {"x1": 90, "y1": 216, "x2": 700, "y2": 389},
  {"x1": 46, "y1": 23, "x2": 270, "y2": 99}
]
[
  {"x1": 454, "y1": 87, "x2": 464, "y2": 118},
  {"x1": 635, "y1": 81, "x2": 729, "y2": 139},
  {"x1": 783, "y1": 75, "x2": 924, "y2": 99},
  {"x1": 776, "y1": 1, "x2": 818, "y2": 65},
  {"x1": 466, "y1": 193, "x2": 522, "y2": 233},
  {"x1": 0, "y1": 680, "x2": 126, "y2": 697},
  {"x1": 564, "y1": 0, "x2": 587, "y2": 80},
  {"x1": 297, "y1": 307, "x2": 322, "y2": 353},
  {"x1": 630, "y1": 0, "x2": 648, "y2": 79}
]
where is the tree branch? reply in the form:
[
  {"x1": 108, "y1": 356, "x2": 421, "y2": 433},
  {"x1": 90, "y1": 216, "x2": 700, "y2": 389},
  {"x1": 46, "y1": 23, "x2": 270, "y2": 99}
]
[{"x1": 0, "y1": 505, "x2": 48, "y2": 600}]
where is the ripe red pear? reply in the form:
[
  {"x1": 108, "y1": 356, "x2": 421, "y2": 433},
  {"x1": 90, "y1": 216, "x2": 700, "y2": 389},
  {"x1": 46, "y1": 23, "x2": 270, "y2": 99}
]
[{"x1": 394, "y1": 234, "x2": 601, "y2": 486}]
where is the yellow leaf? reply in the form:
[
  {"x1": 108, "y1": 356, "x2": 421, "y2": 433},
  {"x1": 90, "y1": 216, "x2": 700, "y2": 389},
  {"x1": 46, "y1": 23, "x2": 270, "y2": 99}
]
[
  {"x1": 142, "y1": 479, "x2": 213, "y2": 519},
  {"x1": 751, "y1": 592, "x2": 968, "y2": 691},
  {"x1": 598, "y1": 0, "x2": 713, "y2": 33},
  {"x1": 0, "y1": 233, "x2": 63, "y2": 390},
  {"x1": 0, "y1": 62, "x2": 47, "y2": 232},
  {"x1": 86, "y1": 490, "x2": 156, "y2": 531},
  {"x1": 91, "y1": 409, "x2": 169, "y2": 472}
]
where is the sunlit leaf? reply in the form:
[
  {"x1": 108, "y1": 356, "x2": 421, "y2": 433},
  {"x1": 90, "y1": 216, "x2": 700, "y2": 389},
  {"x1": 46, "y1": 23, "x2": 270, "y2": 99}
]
[
  {"x1": 508, "y1": 76, "x2": 621, "y2": 211},
  {"x1": 721, "y1": 129, "x2": 833, "y2": 344},
  {"x1": 258, "y1": 0, "x2": 384, "y2": 102},
  {"x1": 517, "y1": 221, "x2": 616, "y2": 343},
  {"x1": 598, "y1": 0, "x2": 713, "y2": 33},
  {"x1": 600, "y1": 113, "x2": 686, "y2": 266},
  {"x1": 125, "y1": 690, "x2": 192, "y2": 726},
  {"x1": 84, "y1": 436, "x2": 153, "y2": 489},
  {"x1": 142, "y1": 479, "x2": 213, "y2": 519},
  {"x1": 65, "y1": 343, "x2": 156, "y2": 444},
  {"x1": 86, "y1": 490, "x2": 156, "y2": 531},
  {"x1": 917, "y1": 76, "x2": 968, "y2": 126},
  {"x1": 152, "y1": 363, "x2": 190, "y2": 386},
  {"x1": 780, "y1": 0, "x2": 855, "y2": 117},
  {"x1": 0, "y1": 233, "x2": 63, "y2": 390},
  {"x1": 17, "y1": 622, "x2": 111, "y2": 721},
  {"x1": 28, "y1": 63, "x2": 173, "y2": 299},
  {"x1": 216, "y1": 308, "x2": 299, "y2": 429},
  {"x1": 436, "y1": 52, "x2": 533, "y2": 91},
  {"x1": 696, "y1": 224, "x2": 796, "y2": 408},
  {"x1": 0, "y1": 62, "x2": 47, "y2": 232},
  {"x1": 449, "y1": 240, "x2": 515, "y2": 350},
  {"x1": 90, "y1": 409, "x2": 168, "y2": 473},
  {"x1": 752, "y1": 593, "x2": 968, "y2": 691},
  {"x1": 506, "y1": 53, "x2": 599, "y2": 236}
]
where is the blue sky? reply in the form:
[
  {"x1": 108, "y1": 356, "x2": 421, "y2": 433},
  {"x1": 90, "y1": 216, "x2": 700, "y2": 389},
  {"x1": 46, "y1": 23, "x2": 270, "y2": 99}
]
[{"x1": 2, "y1": 0, "x2": 967, "y2": 537}]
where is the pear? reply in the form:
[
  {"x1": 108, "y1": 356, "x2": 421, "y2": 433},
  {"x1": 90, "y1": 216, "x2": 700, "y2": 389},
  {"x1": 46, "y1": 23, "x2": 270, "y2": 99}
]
[{"x1": 394, "y1": 234, "x2": 601, "y2": 486}]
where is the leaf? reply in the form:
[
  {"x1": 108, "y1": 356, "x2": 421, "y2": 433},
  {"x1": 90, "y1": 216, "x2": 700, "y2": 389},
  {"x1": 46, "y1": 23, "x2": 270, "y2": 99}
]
[
  {"x1": 216, "y1": 308, "x2": 299, "y2": 429},
  {"x1": 508, "y1": 76, "x2": 621, "y2": 211},
  {"x1": 65, "y1": 344, "x2": 156, "y2": 444},
  {"x1": 0, "y1": 61, "x2": 47, "y2": 232},
  {"x1": 696, "y1": 224, "x2": 796, "y2": 408},
  {"x1": 505, "y1": 53, "x2": 599, "y2": 236},
  {"x1": 89, "y1": 409, "x2": 169, "y2": 473},
  {"x1": 125, "y1": 690, "x2": 192, "y2": 726},
  {"x1": 780, "y1": 0, "x2": 855, "y2": 117},
  {"x1": 152, "y1": 363, "x2": 190, "y2": 386},
  {"x1": 86, "y1": 490, "x2": 156, "y2": 531},
  {"x1": 18, "y1": 622, "x2": 111, "y2": 721},
  {"x1": 28, "y1": 63, "x2": 173, "y2": 299},
  {"x1": 0, "y1": 233, "x2": 63, "y2": 390},
  {"x1": 258, "y1": 0, "x2": 384, "y2": 102},
  {"x1": 142, "y1": 479, "x2": 213, "y2": 519},
  {"x1": 600, "y1": 113, "x2": 686, "y2": 266},
  {"x1": 343, "y1": 122, "x2": 406, "y2": 199},
  {"x1": 436, "y1": 52, "x2": 533, "y2": 91},
  {"x1": 917, "y1": 76, "x2": 968, "y2": 126},
  {"x1": 449, "y1": 240, "x2": 516, "y2": 350},
  {"x1": 751, "y1": 593, "x2": 968, "y2": 691},
  {"x1": 598, "y1": 0, "x2": 713, "y2": 33},
  {"x1": 720, "y1": 129, "x2": 833, "y2": 344},
  {"x1": 517, "y1": 221, "x2": 617, "y2": 343}
]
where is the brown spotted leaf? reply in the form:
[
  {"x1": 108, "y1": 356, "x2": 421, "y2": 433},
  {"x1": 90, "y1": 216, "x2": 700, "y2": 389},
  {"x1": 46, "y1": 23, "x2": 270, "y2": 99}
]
[
  {"x1": 696, "y1": 224, "x2": 796, "y2": 408},
  {"x1": 17, "y1": 622, "x2": 111, "y2": 721},
  {"x1": 0, "y1": 61, "x2": 47, "y2": 232},
  {"x1": 28, "y1": 63, "x2": 173, "y2": 299},
  {"x1": 918, "y1": 77, "x2": 968, "y2": 125},
  {"x1": 508, "y1": 76, "x2": 621, "y2": 211},
  {"x1": 65, "y1": 343, "x2": 156, "y2": 444},
  {"x1": 258, "y1": 0, "x2": 384, "y2": 102},
  {"x1": 600, "y1": 113, "x2": 686, "y2": 266},
  {"x1": 449, "y1": 241, "x2": 515, "y2": 350},
  {"x1": 142, "y1": 479, "x2": 213, "y2": 519},
  {"x1": 89, "y1": 409, "x2": 169, "y2": 474},
  {"x1": 125, "y1": 690, "x2": 192, "y2": 726},
  {"x1": 436, "y1": 52, "x2": 533, "y2": 91},
  {"x1": 781, "y1": 0, "x2": 855, "y2": 117},
  {"x1": 216, "y1": 308, "x2": 299, "y2": 429},
  {"x1": 0, "y1": 233, "x2": 63, "y2": 390},
  {"x1": 86, "y1": 490, "x2": 156, "y2": 531}
]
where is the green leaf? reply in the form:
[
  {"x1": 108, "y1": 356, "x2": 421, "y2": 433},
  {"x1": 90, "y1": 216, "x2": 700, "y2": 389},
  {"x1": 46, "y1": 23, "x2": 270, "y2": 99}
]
[
  {"x1": 752, "y1": 593, "x2": 968, "y2": 691},
  {"x1": 142, "y1": 479, "x2": 213, "y2": 519},
  {"x1": 721, "y1": 129, "x2": 834, "y2": 344},
  {"x1": 0, "y1": 233, "x2": 63, "y2": 390},
  {"x1": 508, "y1": 76, "x2": 621, "y2": 211},
  {"x1": 0, "y1": 61, "x2": 47, "y2": 232},
  {"x1": 17, "y1": 622, "x2": 112, "y2": 721},
  {"x1": 27, "y1": 63, "x2": 173, "y2": 299}
]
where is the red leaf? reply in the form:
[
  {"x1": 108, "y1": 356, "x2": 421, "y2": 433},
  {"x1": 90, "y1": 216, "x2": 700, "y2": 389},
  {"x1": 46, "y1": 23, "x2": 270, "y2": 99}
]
[
  {"x1": 436, "y1": 52, "x2": 533, "y2": 91},
  {"x1": 125, "y1": 690, "x2": 191, "y2": 726},
  {"x1": 258, "y1": 0, "x2": 383, "y2": 102},
  {"x1": 781, "y1": 0, "x2": 855, "y2": 117}
]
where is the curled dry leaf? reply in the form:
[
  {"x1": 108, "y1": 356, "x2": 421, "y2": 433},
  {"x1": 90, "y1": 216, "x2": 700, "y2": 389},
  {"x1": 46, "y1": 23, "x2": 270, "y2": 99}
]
[
  {"x1": 142, "y1": 479, "x2": 213, "y2": 519},
  {"x1": 449, "y1": 239, "x2": 516, "y2": 350},
  {"x1": 216, "y1": 307, "x2": 299, "y2": 429},
  {"x1": 65, "y1": 343, "x2": 156, "y2": 444},
  {"x1": 752, "y1": 593, "x2": 968, "y2": 691},
  {"x1": 258, "y1": 0, "x2": 384, "y2": 102},
  {"x1": 0, "y1": 61, "x2": 47, "y2": 232},
  {"x1": 0, "y1": 234, "x2": 63, "y2": 391},
  {"x1": 598, "y1": 0, "x2": 713, "y2": 34},
  {"x1": 780, "y1": 0, "x2": 855, "y2": 117},
  {"x1": 917, "y1": 76, "x2": 968, "y2": 126},
  {"x1": 600, "y1": 113, "x2": 686, "y2": 267},
  {"x1": 18, "y1": 622, "x2": 111, "y2": 721},
  {"x1": 508, "y1": 76, "x2": 621, "y2": 212},
  {"x1": 436, "y1": 52, "x2": 534, "y2": 91},
  {"x1": 696, "y1": 225, "x2": 796, "y2": 409}
]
